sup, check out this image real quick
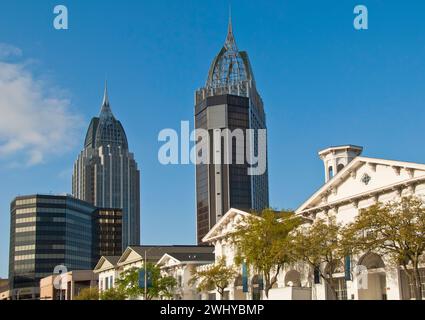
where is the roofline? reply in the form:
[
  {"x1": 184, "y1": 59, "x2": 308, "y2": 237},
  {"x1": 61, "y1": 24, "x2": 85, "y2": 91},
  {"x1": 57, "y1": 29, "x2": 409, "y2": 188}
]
[
  {"x1": 202, "y1": 208, "x2": 258, "y2": 243},
  {"x1": 94, "y1": 256, "x2": 117, "y2": 273},
  {"x1": 318, "y1": 145, "x2": 363, "y2": 157},
  {"x1": 297, "y1": 175, "x2": 425, "y2": 216},
  {"x1": 157, "y1": 253, "x2": 214, "y2": 267},
  {"x1": 296, "y1": 156, "x2": 425, "y2": 213}
]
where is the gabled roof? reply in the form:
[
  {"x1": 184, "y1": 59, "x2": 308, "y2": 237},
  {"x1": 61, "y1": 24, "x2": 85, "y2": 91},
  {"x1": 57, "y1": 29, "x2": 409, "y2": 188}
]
[
  {"x1": 157, "y1": 252, "x2": 215, "y2": 267},
  {"x1": 117, "y1": 245, "x2": 214, "y2": 266},
  {"x1": 202, "y1": 208, "x2": 257, "y2": 243},
  {"x1": 296, "y1": 156, "x2": 425, "y2": 214},
  {"x1": 93, "y1": 256, "x2": 120, "y2": 273}
]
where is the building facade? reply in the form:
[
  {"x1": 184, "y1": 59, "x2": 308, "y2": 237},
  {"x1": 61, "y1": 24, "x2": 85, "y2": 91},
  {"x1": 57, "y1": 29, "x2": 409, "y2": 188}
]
[
  {"x1": 93, "y1": 245, "x2": 214, "y2": 298},
  {"x1": 200, "y1": 146, "x2": 425, "y2": 300},
  {"x1": 157, "y1": 252, "x2": 215, "y2": 300},
  {"x1": 194, "y1": 18, "x2": 269, "y2": 244},
  {"x1": 72, "y1": 84, "x2": 140, "y2": 249},
  {"x1": 9, "y1": 195, "x2": 96, "y2": 300},
  {"x1": 39, "y1": 270, "x2": 98, "y2": 300},
  {"x1": 295, "y1": 145, "x2": 425, "y2": 300},
  {"x1": 94, "y1": 208, "x2": 123, "y2": 258}
]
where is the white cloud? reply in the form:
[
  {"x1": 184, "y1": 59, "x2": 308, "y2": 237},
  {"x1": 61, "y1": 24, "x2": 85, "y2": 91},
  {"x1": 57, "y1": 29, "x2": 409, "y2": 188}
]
[
  {"x1": 0, "y1": 43, "x2": 22, "y2": 59},
  {"x1": 0, "y1": 44, "x2": 82, "y2": 166}
]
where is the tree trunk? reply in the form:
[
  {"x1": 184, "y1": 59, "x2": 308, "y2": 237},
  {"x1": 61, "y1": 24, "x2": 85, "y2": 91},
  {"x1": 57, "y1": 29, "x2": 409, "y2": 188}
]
[
  {"x1": 413, "y1": 267, "x2": 423, "y2": 300},
  {"x1": 218, "y1": 289, "x2": 224, "y2": 300},
  {"x1": 322, "y1": 275, "x2": 338, "y2": 300}
]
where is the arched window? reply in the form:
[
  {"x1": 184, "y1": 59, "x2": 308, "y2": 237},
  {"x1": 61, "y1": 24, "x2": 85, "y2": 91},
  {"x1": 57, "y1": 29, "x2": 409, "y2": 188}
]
[
  {"x1": 337, "y1": 164, "x2": 345, "y2": 173},
  {"x1": 329, "y1": 166, "x2": 334, "y2": 179}
]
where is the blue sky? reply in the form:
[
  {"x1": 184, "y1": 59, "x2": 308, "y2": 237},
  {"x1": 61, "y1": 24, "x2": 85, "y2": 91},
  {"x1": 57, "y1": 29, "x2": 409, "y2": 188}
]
[{"x1": 1, "y1": 0, "x2": 425, "y2": 277}]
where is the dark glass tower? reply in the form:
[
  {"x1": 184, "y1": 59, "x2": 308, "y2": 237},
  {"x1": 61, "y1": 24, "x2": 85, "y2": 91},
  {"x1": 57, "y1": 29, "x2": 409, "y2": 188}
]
[
  {"x1": 72, "y1": 84, "x2": 140, "y2": 249},
  {"x1": 9, "y1": 195, "x2": 96, "y2": 300},
  {"x1": 194, "y1": 17, "x2": 269, "y2": 244}
]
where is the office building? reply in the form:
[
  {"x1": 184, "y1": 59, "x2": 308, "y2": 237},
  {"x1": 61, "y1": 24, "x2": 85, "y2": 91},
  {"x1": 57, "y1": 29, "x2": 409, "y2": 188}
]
[
  {"x1": 194, "y1": 17, "x2": 269, "y2": 243},
  {"x1": 72, "y1": 83, "x2": 140, "y2": 249},
  {"x1": 9, "y1": 195, "x2": 95, "y2": 299}
]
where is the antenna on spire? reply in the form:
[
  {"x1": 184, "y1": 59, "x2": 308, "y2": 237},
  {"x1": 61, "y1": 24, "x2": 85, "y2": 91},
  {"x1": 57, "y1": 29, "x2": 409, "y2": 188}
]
[
  {"x1": 228, "y1": 4, "x2": 233, "y2": 36},
  {"x1": 102, "y1": 79, "x2": 109, "y2": 107},
  {"x1": 224, "y1": 4, "x2": 237, "y2": 51}
]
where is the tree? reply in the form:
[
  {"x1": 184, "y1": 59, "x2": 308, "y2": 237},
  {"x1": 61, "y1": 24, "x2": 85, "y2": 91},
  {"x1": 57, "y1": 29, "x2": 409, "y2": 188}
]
[
  {"x1": 99, "y1": 287, "x2": 127, "y2": 300},
  {"x1": 74, "y1": 287, "x2": 99, "y2": 300},
  {"x1": 342, "y1": 196, "x2": 425, "y2": 300},
  {"x1": 189, "y1": 257, "x2": 238, "y2": 300},
  {"x1": 232, "y1": 209, "x2": 302, "y2": 298},
  {"x1": 115, "y1": 264, "x2": 177, "y2": 300},
  {"x1": 291, "y1": 216, "x2": 345, "y2": 300}
]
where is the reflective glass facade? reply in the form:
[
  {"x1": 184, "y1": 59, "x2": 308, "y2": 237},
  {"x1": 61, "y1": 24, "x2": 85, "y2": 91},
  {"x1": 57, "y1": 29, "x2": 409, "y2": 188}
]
[
  {"x1": 9, "y1": 195, "x2": 96, "y2": 297},
  {"x1": 194, "y1": 21, "x2": 269, "y2": 244}
]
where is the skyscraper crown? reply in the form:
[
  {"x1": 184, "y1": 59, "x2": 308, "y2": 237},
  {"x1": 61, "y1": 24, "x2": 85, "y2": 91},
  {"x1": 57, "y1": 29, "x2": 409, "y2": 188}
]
[
  {"x1": 84, "y1": 82, "x2": 128, "y2": 149},
  {"x1": 205, "y1": 14, "x2": 256, "y2": 90}
]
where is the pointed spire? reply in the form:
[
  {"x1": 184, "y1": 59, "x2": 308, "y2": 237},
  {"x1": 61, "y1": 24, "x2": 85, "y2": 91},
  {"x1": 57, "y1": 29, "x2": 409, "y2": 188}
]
[
  {"x1": 100, "y1": 80, "x2": 114, "y2": 120},
  {"x1": 102, "y1": 80, "x2": 109, "y2": 107},
  {"x1": 224, "y1": 5, "x2": 237, "y2": 51},
  {"x1": 228, "y1": 4, "x2": 233, "y2": 36}
]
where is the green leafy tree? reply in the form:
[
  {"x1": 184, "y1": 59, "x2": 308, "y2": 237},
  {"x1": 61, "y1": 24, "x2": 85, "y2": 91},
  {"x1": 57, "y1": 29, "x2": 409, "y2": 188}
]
[
  {"x1": 342, "y1": 196, "x2": 425, "y2": 300},
  {"x1": 74, "y1": 287, "x2": 99, "y2": 300},
  {"x1": 291, "y1": 216, "x2": 345, "y2": 300},
  {"x1": 232, "y1": 209, "x2": 302, "y2": 298},
  {"x1": 99, "y1": 287, "x2": 127, "y2": 300},
  {"x1": 189, "y1": 257, "x2": 238, "y2": 300},
  {"x1": 116, "y1": 263, "x2": 177, "y2": 300}
]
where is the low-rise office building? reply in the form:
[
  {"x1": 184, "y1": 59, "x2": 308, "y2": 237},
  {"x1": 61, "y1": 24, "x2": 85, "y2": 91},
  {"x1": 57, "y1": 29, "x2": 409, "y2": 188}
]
[
  {"x1": 0, "y1": 278, "x2": 11, "y2": 300},
  {"x1": 40, "y1": 270, "x2": 98, "y2": 300}
]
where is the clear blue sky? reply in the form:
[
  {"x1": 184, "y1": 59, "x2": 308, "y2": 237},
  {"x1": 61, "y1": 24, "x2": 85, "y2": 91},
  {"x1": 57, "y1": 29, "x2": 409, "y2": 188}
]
[{"x1": 1, "y1": 0, "x2": 425, "y2": 277}]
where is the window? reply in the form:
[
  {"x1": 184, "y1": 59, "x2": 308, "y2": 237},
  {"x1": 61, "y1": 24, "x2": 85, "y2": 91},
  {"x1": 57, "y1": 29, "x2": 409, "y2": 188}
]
[
  {"x1": 408, "y1": 269, "x2": 425, "y2": 299},
  {"x1": 333, "y1": 278, "x2": 347, "y2": 300},
  {"x1": 329, "y1": 166, "x2": 334, "y2": 179}
]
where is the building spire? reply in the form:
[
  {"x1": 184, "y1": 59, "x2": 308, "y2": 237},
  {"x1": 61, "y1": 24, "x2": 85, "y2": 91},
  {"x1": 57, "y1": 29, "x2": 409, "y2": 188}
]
[
  {"x1": 102, "y1": 79, "x2": 109, "y2": 107},
  {"x1": 224, "y1": 5, "x2": 237, "y2": 51},
  {"x1": 100, "y1": 80, "x2": 114, "y2": 119},
  {"x1": 228, "y1": 4, "x2": 232, "y2": 36}
]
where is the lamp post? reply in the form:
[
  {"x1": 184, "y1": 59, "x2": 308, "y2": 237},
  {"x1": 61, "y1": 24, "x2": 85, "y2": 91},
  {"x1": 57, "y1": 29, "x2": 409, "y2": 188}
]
[{"x1": 144, "y1": 250, "x2": 147, "y2": 300}]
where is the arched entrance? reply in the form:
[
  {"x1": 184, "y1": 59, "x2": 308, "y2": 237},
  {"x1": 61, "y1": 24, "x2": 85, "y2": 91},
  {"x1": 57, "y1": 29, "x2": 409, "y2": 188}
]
[
  {"x1": 357, "y1": 253, "x2": 387, "y2": 300},
  {"x1": 284, "y1": 270, "x2": 301, "y2": 287},
  {"x1": 251, "y1": 275, "x2": 262, "y2": 300},
  {"x1": 325, "y1": 260, "x2": 347, "y2": 300},
  {"x1": 234, "y1": 275, "x2": 246, "y2": 300}
]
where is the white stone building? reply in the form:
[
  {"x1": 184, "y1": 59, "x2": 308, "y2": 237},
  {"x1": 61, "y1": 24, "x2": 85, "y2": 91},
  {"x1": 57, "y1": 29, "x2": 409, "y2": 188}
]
[
  {"x1": 296, "y1": 145, "x2": 425, "y2": 300},
  {"x1": 157, "y1": 252, "x2": 215, "y2": 300},
  {"x1": 201, "y1": 145, "x2": 425, "y2": 300}
]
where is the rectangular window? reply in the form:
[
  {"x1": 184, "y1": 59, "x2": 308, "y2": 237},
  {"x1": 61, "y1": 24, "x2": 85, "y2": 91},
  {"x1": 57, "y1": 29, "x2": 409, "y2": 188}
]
[{"x1": 16, "y1": 226, "x2": 36, "y2": 233}]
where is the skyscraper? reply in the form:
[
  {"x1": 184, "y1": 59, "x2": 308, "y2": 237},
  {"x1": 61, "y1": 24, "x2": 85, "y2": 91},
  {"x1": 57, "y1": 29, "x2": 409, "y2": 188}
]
[
  {"x1": 194, "y1": 17, "x2": 269, "y2": 244},
  {"x1": 72, "y1": 84, "x2": 140, "y2": 249}
]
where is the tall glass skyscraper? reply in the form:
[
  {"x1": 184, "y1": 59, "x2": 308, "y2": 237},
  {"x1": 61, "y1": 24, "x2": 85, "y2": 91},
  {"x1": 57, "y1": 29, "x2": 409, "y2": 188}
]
[
  {"x1": 72, "y1": 84, "x2": 140, "y2": 249},
  {"x1": 194, "y1": 17, "x2": 269, "y2": 244}
]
